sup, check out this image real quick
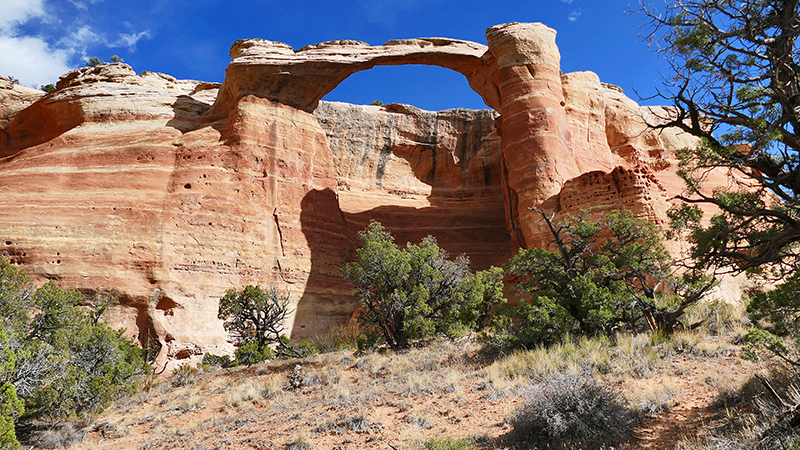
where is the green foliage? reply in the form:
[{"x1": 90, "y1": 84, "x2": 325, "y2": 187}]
[
  {"x1": 369, "y1": 100, "x2": 383, "y2": 106},
  {"x1": 217, "y1": 284, "x2": 311, "y2": 359},
  {"x1": 425, "y1": 436, "x2": 475, "y2": 450},
  {"x1": 170, "y1": 364, "x2": 198, "y2": 387},
  {"x1": 638, "y1": 0, "x2": 800, "y2": 272},
  {"x1": 341, "y1": 221, "x2": 506, "y2": 349},
  {"x1": 41, "y1": 84, "x2": 56, "y2": 93},
  {"x1": 295, "y1": 339, "x2": 318, "y2": 357},
  {"x1": 234, "y1": 341, "x2": 274, "y2": 365},
  {"x1": 109, "y1": 55, "x2": 124, "y2": 63},
  {"x1": 218, "y1": 284, "x2": 289, "y2": 348},
  {"x1": 495, "y1": 210, "x2": 710, "y2": 349},
  {"x1": 0, "y1": 382, "x2": 23, "y2": 450},
  {"x1": 201, "y1": 353, "x2": 234, "y2": 368},
  {"x1": 743, "y1": 270, "x2": 800, "y2": 366},
  {"x1": 85, "y1": 57, "x2": 101, "y2": 67},
  {"x1": 0, "y1": 257, "x2": 149, "y2": 432}
]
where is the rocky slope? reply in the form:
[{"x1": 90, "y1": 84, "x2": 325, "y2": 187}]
[{"x1": 0, "y1": 22, "x2": 728, "y2": 364}]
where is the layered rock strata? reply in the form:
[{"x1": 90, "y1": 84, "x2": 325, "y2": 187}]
[{"x1": 0, "y1": 22, "x2": 726, "y2": 360}]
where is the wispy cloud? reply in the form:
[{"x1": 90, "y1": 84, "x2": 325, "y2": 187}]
[
  {"x1": 2, "y1": 0, "x2": 154, "y2": 86},
  {"x1": 568, "y1": 9, "x2": 583, "y2": 22},
  {"x1": 114, "y1": 29, "x2": 152, "y2": 50},
  {"x1": 0, "y1": 35, "x2": 72, "y2": 87},
  {"x1": 68, "y1": 0, "x2": 103, "y2": 11},
  {"x1": 559, "y1": 0, "x2": 576, "y2": 4},
  {"x1": 0, "y1": 0, "x2": 46, "y2": 33}
]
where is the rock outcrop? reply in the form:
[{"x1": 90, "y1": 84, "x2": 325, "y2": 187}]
[{"x1": 0, "y1": 22, "x2": 729, "y2": 362}]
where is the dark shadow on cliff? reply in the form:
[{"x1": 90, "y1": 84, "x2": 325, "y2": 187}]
[
  {"x1": 292, "y1": 188, "x2": 361, "y2": 339},
  {"x1": 0, "y1": 95, "x2": 84, "y2": 160},
  {"x1": 293, "y1": 186, "x2": 514, "y2": 340},
  {"x1": 166, "y1": 95, "x2": 214, "y2": 134}
]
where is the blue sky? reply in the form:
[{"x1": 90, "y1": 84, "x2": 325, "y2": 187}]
[{"x1": 1, "y1": 0, "x2": 667, "y2": 111}]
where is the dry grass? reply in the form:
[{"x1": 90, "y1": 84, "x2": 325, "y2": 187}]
[{"x1": 46, "y1": 312, "x2": 765, "y2": 450}]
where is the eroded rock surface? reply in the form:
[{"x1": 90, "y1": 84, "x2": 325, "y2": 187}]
[{"x1": 0, "y1": 22, "x2": 734, "y2": 361}]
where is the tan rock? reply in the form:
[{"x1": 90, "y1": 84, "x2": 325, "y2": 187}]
[{"x1": 0, "y1": 23, "x2": 743, "y2": 360}]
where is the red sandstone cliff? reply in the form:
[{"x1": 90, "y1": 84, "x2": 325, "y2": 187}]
[{"x1": 0, "y1": 22, "x2": 730, "y2": 363}]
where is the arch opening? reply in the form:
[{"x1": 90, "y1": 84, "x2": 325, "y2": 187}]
[{"x1": 321, "y1": 64, "x2": 490, "y2": 111}]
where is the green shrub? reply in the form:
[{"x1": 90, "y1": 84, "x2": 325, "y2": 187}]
[
  {"x1": 425, "y1": 436, "x2": 475, "y2": 450},
  {"x1": 0, "y1": 382, "x2": 23, "y2": 450},
  {"x1": 0, "y1": 258, "x2": 149, "y2": 436},
  {"x1": 295, "y1": 339, "x2": 318, "y2": 357},
  {"x1": 495, "y1": 210, "x2": 713, "y2": 349},
  {"x1": 201, "y1": 353, "x2": 234, "y2": 368},
  {"x1": 170, "y1": 364, "x2": 199, "y2": 387},
  {"x1": 342, "y1": 221, "x2": 505, "y2": 349},
  {"x1": 234, "y1": 341, "x2": 274, "y2": 366},
  {"x1": 218, "y1": 285, "x2": 302, "y2": 358},
  {"x1": 509, "y1": 372, "x2": 636, "y2": 449}
]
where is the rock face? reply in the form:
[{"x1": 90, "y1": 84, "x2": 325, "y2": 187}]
[{"x1": 0, "y1": 22, "x2": 723, "y2": 361}]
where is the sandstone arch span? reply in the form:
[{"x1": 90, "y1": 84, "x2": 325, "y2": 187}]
[
  {"x1": 0, "y1": 22, "x2": 716, "y2": 360},
  {"x1": 206, "y1": 36, "x2": 501, "y2": 117}
]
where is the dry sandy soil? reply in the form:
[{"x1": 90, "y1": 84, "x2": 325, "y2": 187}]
[{"x1": 27, "y1": 332, "x2": 761, "y2": 450}]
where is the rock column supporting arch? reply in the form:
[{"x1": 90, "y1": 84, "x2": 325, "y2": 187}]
[{"x1": 485, "y1": 22, "x2": 580, "y2": 248}]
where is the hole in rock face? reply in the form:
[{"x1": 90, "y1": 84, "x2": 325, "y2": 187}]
[
  {"x1": 184, "y1": 183, "x2": 191, "y2": 189},
  {"x1": 307, "y1": 64, "x2": 512, "y2": 276},
  {"x1": 4, "y1": 241, "x2": 10, "y2": 245},
  {"x1": 322, "y1": 65, "x2": 487, "y2": 111}
]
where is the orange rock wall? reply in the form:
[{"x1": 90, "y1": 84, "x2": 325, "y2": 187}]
[{"x1": 0, "y1": 22, "x2": 726, "y2": 362}]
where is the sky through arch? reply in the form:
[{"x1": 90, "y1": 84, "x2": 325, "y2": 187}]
[{"x1": 322, "y1": 64, "x2": 489, "y2": 111}]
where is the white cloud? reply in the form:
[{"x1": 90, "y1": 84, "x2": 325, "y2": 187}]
[
  {"x1": 0, "y1": 0, "x2": 46, "y2": 33},
  {"x1": 114, "y1": 29, "x2": 151, "y2": 50},
  {"x1": 68, "y1": 0, "x2": 103, "y2": 11},
  {"x1": 0, "y1": 35, "x2": 72, "y2": 87},
  {"x1": 58, "y1": 25, "x2": 100, "y2": 48},
  {"x1": 559, "y1": 0, "x2": 576, "y2": 4},
  {"x1": 568, "y1": 9, "x2": 583, "y2": 21},
  {"x1": 0, "y1": 0, "x2": 46, "y2": 32}
]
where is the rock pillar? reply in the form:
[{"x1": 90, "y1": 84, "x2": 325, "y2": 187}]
[{"x1": 487, "y1": 22, "x2": 580, "y2": 248}]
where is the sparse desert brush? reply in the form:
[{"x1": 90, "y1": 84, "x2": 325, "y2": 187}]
[
  {"x1": 311, "y1": 324, "x2": 360, "y2": 352},
  {"x1": 262, "y1": 375, "x2": 285, "y2": 399},
  {"x1": 404, "y1": 371, "x2": 434, "y2": 395},
  {"x1": 288, "y1": 432, "x2": 313, "y2": 450},
  {"x1": 609, "y1": 332, "x2": 663, "y2": 378},
  {"x1": 301, "y1": 364, "x2": 342, "y2": 386},
  {"x1": 441, "y1": 368, "x2": 464, "y2": 392},
  {"x1": 425, "y1": 436, "x2": 476, "y2": 450},
  {"x1": 177, "y1": 394, "x2": 207, "y2": 412},
  {"x1": 32, "y1": 423, "x2": 85, "y2": 449},
  {"x1": 404, "y1": 413, "x2": 434, "y2": 429},
  {"x1": 171, "y1": 363, "x2": 199, "y2": 387},
  {"x1": 684, "y1": 300, "x2": 749, "y2": 335},
  {"x1": 627, "y1": 378, "x2": 677, "y2": 415},
  {"x1": 225, "y1": 380, "x2": 262, "y2": 407},
  {"x1": 323, "y1": 383, "x2": 351, "y2": 402},
  {"x1": 508, "y1": 372, "x2": 637, "y2": 450},
  {"x1": 487, "y1": 335, "x2": 611, "y2": 382}
]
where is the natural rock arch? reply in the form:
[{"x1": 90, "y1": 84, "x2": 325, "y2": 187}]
[{"x1": 206, "y1": 37, "x2": 501, "y2": 118}]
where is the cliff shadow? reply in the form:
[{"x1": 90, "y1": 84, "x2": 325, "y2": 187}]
[
  {"x1": 293, "y1": 185, "x2": 514, "y2": 340},
  {"x1": 292, "y1": 188, "x2": 360, "y2": 339},
  {"x1": 166, "y1": 95, "x2": 215, "y2": 134}
]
